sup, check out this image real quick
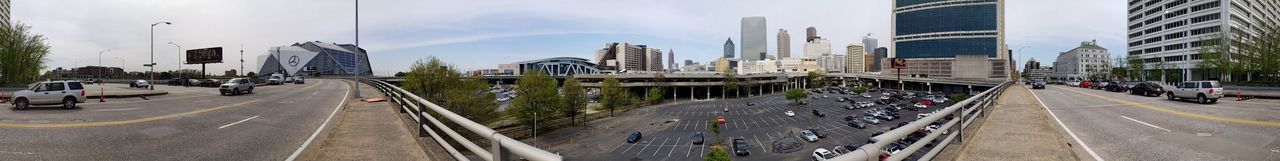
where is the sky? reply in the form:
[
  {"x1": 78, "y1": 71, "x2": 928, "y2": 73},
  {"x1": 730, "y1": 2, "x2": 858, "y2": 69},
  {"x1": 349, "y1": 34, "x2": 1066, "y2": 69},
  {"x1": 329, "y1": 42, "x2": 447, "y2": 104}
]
[{"x1": 15, "y1": 0, "x2": 1127, "y2": 76}]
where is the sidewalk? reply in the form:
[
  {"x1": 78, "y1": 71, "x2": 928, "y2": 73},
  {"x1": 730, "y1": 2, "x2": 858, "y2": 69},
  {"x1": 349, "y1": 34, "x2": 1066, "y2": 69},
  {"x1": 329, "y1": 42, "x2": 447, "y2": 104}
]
[
  {"x1": 935, "y1": 86, "x2": 1079, "y2": 161},
  {"x1": 304, "y1": 81, "x2": 448, "y2": 161}
]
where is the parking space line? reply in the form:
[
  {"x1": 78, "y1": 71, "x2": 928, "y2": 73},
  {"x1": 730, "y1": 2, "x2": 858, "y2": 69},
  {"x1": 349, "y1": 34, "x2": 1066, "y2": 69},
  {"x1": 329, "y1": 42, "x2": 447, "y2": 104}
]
[
  {"x1": 682, "y1": 121, "x2": 691, "y2": 130},
  {"x1": 686, "y1": 143, "x2": 694, "y2": 157},
  {"x1": 767, "y1": 133, "x2": 774, "y2": 140},
  {"x1": 636, "y1": 137, "x2": 657, "y2": 155},
  {"x1": 608, "y1": 141, "x2": 627, "y2": 152},
  {"x1": 753, "y1": 120, "x2": 762, "y2": 127},
  {"x1": 700, "y1": 142, "x2": 706, "y2": 157},
  {"x1": 621, "y1": 140, "x2": 639, "y2": 153},
  {"x1": 667, "y1": 138, "x2": 681, "y2": 157},
  {"x1": 652, "y1": 137, "x2": 669, "y2": 156},
  {"x1": 753, "y1": 135, "x2": 767, "y2": 153}
]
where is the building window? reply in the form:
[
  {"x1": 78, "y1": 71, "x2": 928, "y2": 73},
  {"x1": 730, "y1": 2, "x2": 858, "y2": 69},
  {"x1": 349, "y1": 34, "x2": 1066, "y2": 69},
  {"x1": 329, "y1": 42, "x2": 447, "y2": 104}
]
[
  {"x1": 1190, "y1": 54, "x2": 1204, "y2": 60},
  {"x1": 1163, "y1": 32, "x2": 1186, "y2": 40},
  {"x1": 1144, "y1": 36, "x2": 1163, "y2": 44},
  {"x1": 1164, "y1": 20, "x2": 1187, "y2": 29},
  {"x1": 1190, "y1": 1, "x2": 1220, "y2": 12},
  {"x1": 1164, "y1": 8, "x2": 1188, "y2": 19},
  {"x1": 1130, "y1": 50, "x2": 1143, "y2": 55},
  {"x1": 1130, "y1": 31, "x2": 1144, "y2": 37},
  {"x1": 1190, "y1": 14, "x2": 1220, "y2": 24},
  {"x1": 1144, "y1": 26, "x2": 1163, "y2": 35},
  {"x1": 1164, "y1": 0, "x2": 1187, "y2": 8},
  {"x1": 1190, "y1": 26, "x2": 1221, "y2": 36},
  {"x1": 1163, "y1": 43, "x2": 1186, "y2": 51},
  {"x1": 1144, "y1": 47, "x2": 1163, "y2": 53}
]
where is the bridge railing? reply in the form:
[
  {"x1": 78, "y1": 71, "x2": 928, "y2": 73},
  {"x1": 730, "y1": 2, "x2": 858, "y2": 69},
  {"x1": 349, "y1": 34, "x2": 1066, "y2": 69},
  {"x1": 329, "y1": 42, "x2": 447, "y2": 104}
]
[
  {"x1": 364, "y1": 79, "x2": 562, "y2": 161},
  {"x1": 831, "y1": 81, "x2": 1012, "y2": 161}
]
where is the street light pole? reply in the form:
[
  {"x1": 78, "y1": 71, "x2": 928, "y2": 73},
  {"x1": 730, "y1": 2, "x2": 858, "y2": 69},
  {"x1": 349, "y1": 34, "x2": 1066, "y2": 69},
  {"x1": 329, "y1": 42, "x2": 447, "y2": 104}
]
[
  {"x1": 353, "y1": 0, "x2": 362, "y2": 98},
  {"x1": 97, "y1": 49, "x2": 109, "y2": 103},
  {"x1": 98, "y1": 49, "x2": 110, "y2": 76},
  {"x1": 1016, "y1": 46, "x2": 1030, "y2": 81},
  {"x1": 150, "y1": 21, "x2": 172, "y2": 90},
  {"x1": 169, "y1": 42, "x2": 182, "y2": 82}
]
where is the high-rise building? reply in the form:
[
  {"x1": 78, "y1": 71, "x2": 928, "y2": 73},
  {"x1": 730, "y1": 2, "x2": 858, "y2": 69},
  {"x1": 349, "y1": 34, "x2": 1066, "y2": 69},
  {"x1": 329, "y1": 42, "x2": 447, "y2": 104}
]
[
  {"x1": 806, "y1": 27, "x2": 819, "y2": 42},
  {"x1": 1052, "y1": 40, "x2": 1111, "y2": 81},
  {"x1": 846, "y1": 44, "x2": 866, "y2": 73},
  {"x1": 724, "y1": 38, "x2": 735, "y2": 58},
  {"x1": 594, "y1": 42, "x2": 663, "y2": 72},
  {"x1": 1024, "y1": 57, "x2": 1040, "y2": 71},
  {"x1": 862, "y1": 34, "x2": 878, "y2": 54},
  {"x1": 873, "y1": 47, "x2": 888, "y2": 72},
  {"x1": 0, "y1": 0, "x2": 8, "y2": 27},
  {"x1": 893, "y1": 0, "x2": 1007, "y2": 80},
  {"x1": 668, "y1": 49, "x2": 675, "y2": 70},
  {"x1": 1127, "y1": 0, "x2": 1279, "y2": 81},
  {"x1": 741, "y1": 17, "x2": 767, "y2": 61},
  {"x1": 818, "y1": 54, "x2": 847, "y2": 73},
  {"x1": 777, "y1": 29, "x2": 791, "y2": 59},
  {"x1": 803, "y1": 38, "x2": 831, "y2": 58}
]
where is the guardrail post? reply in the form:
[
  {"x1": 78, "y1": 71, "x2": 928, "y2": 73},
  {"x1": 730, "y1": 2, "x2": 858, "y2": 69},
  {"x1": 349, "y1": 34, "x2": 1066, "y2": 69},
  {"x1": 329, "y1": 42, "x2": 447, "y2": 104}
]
[
  {"x1": 492, "y1": 138, "x2": 513, "y2": 161},
  {"x1": 418, "y1": 102, "x2": 431, "y2": 137},
  {"x1": 956, "y1": 103, "x2": 965, "y2": 144}
]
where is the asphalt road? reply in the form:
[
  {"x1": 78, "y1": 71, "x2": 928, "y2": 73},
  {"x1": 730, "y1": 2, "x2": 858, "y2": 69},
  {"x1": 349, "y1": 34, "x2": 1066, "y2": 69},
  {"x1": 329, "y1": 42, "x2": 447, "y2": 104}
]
[
  {"x1": 0, "y1": 79, "x2": 350, "y2": 160},
  {"x1": 547, "y1": 88, "x2": 954, "y2": 161},
  {"x1": 1030, "y1": 84, "x2": 1280, "y2": 161}
]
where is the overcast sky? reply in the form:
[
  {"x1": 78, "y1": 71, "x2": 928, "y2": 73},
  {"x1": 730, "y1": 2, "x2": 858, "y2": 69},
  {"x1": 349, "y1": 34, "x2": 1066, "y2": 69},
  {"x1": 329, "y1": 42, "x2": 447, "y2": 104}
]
[{"x1": 15, "y1": 0, "x2": 1126, "y2": 75}]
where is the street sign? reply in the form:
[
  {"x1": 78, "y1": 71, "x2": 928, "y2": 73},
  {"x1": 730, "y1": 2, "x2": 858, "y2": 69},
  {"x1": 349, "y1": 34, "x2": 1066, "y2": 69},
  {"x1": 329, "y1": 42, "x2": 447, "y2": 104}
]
[
  {"x1": 186, "y1": 47, "x2": 224, "y2": 64},
  {"x1": 143, "y1": 63, "x2": 155, "y2": 67}
]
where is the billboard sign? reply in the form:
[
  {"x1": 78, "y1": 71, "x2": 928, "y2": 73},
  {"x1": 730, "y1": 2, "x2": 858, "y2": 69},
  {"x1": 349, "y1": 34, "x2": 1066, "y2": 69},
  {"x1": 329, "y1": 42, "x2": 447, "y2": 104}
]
[
  {"x1": 890, "y1": 58, "x2": 907, "y2": 69},
  {"x1": 186, "y1": 47, "x2": 223, "y2": 64}
]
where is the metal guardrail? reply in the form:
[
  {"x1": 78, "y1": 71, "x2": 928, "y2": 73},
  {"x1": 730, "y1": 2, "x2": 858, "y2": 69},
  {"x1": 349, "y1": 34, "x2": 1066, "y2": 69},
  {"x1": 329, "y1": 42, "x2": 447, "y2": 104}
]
[
  {"x1": 830, "y1": 81, "x2": 1013, "y2": 161},
  {"x1": 365, "y1": 79, "x2": 563, "y2": 161}
]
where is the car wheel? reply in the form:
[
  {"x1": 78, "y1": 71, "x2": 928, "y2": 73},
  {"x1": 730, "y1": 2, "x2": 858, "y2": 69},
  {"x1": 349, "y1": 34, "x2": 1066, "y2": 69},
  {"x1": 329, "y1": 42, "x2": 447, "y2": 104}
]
[
  {"x1": 62, "y1": 97, "x2": 77, "y2": 109},
  {"x1": 1167, "y1": 92, "x2": 1175, "y2": 100},
  {"x1": 247, "y1": 88, "x2": 253, "y2": 94},
  {"x1": 1210, "y1": 98, "x2": 1218, "y2": 103},
  {"x1": 14, "y1": 98, "x2": 29, "y2": 110},
  {"x1": 1197, "y1": 95, "x2": 1208, "y2": 104},
  {"x1": 232, "y1": 88, "x2": 240, "y2": 95}
]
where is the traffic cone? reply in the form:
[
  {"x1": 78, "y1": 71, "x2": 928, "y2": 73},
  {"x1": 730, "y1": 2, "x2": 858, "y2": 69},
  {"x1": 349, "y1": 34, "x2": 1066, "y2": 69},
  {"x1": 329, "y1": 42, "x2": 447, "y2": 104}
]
[{"x1": 1, "y1": 92, "x2": 6, "y2": 103}]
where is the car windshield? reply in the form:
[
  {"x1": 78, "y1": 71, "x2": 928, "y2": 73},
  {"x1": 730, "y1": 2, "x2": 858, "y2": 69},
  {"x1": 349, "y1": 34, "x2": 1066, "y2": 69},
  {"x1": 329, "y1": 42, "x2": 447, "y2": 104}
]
[{"x1": 822, "y1": 152, "x2": 837, "y2": 158}]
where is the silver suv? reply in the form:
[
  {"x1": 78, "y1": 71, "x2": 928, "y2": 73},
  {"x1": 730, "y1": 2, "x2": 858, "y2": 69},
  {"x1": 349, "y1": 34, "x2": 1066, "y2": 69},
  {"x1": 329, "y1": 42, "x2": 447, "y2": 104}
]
[
  {"x1": 219, "y1": 78, "x2": 255, "y2": 96},
  {"x1": 10, "y1": 81, "x2": 87, "y2": 110},
  {"x1": 1167, "y1": 81, "x2": 1225, "y2": 104}
]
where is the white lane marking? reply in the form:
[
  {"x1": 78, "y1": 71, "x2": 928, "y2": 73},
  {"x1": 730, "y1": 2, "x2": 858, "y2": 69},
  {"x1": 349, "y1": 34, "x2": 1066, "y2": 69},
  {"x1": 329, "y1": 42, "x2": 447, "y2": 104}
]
[
  {"x1": 686, "y1": 141, "x2": 694, "y2": 157},
  {"x1": 636, "y1": 137, "x2": 656, "y2": 155},
  {"x1": 286, "y1": 80, "x2": 352, "y2": 161},
  {"x1": 651, "y1": 137, "x2": 669, "y2": 156},
  {"x1": 1029, "y1": 86, "x2": 1106, "y2": 161},
  {"x1": 608, "y1": 141, "x2": 626, "y2": 152},
  {"x1": 700, "y1": 140, "x2": 706, "y2": 157},
  {"x1": 1121, "y1": 116, "x2": 1172, "y2": 132},
  {"x1": 92, "y1": 107, "x2": 143, "y2": 112},
  {"x1": 218, "y1": 116, "x2": 260, "y2": 129},
  {"x1": 311, "y1": 91, "x2": 320, "y2": 96},
  {"x1": 754, "y1": 135, "x2": 767, "y2": 152},
  {"x1": 667, "y1": 138, "x2": 680, "y2": 157},
  {"x1": 621, "y1": 139, "x2": 640, "y2": 153}
]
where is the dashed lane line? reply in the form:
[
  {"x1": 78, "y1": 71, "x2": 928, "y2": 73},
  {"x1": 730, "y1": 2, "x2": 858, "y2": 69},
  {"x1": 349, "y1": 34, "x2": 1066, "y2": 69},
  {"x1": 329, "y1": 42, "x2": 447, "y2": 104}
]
[
  {"x1": 217, "y1": 115, "x2": 259, "y2": 129},
  {"x1": 1121, "y1": 116, "x2": 1173, "y2": 132}
]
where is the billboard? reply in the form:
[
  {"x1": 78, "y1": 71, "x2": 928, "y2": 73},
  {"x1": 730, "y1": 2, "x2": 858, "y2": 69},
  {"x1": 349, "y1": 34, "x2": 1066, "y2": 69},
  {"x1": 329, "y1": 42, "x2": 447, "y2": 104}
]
[
  {"x1": 186, "y1": 47, "x2": 223, "y2": 64},
  {"x1": 890, "y1": 58, "x2": 907, "y2": 69}
]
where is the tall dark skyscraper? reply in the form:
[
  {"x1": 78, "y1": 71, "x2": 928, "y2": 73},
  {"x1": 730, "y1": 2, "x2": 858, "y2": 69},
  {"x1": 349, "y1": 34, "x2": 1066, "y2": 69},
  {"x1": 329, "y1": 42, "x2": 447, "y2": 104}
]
[
  {"x1": 873, "y1": 47, "x2": 888, "y2": 72},
  {"x1": 723, "y1": 38, "x2": 735, "y2": 58},
  {"x1": 668, "y1": 49, "x2": 675, "y2": 70},
  {"x1": 806, "y1": 27, "x2": 818, "y2": 42},
  {"x1": 740, "y1": 17, "x2": 767, "y2": 61}
]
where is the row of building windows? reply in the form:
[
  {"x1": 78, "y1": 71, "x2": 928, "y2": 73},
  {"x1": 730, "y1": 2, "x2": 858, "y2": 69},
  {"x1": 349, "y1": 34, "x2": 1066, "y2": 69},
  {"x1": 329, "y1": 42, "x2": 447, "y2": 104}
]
[
  {"x1": 1164, "y1": 43, "x2": 1187, "y2": 51},
  {"x1": 1145, "y1": 15, "x2": 1164, "y2": 25},
  {"x1": 894, "y1": 0, "x2": 997, "y2": 12},
  {"x1": 895, "y1": 4, "x2": 998, "y2": 36},
  {"x1": 1165, "y1": 8, "x2": 1188, "y2": 19},
  {"x1": 1190, "y1": 26, "x2": 1221, "y2": 36},
  {"x1": 1190, "y1": 1, "x2": 1220, "y2": 12},
  {"x1": 1164, "y1": 0, "x2": 1188, "y2": 9},
  {"x1": 1144, "y1": 36, "x2": 1163, "y2": 44},
  {"x1": 1129, "y1": 39, "x2": 1219, "y2": 56},
  {"x1": 1144, "y1": 6, "x2": 1164, "y2": 16},
  {"x1": 1190, "y1": 13, "x2": 1220, "y2": 24},
  {"x1": 1145, "y1": 26, "x2": 1163, "y2": 35},
  {"x1": 1144, "y1": 0, "x2": 1164, "y2": 7},
  {"x1": 1189, "y1": 39, "x2": 1217, "y2": 47},
  {"x1": 894, "y1": 32, "x2": 997, "y2": 41}
]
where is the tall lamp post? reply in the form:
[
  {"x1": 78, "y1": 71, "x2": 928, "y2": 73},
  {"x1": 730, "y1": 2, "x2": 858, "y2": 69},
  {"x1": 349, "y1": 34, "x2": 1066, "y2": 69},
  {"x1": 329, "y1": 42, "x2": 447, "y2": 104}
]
[
  {"x1": 169, "y1": 42, "x2": 182, "y2": 85},
  {"x1": 97, "y1": 49, "x2": 109, "y2": 102},
  {"x1": 115, "y1": 57, "x2": 126, "y2": 78},
  {"x1": 150, "y1": 21, "x2": 172, "y2": 90},
  {"x1": 353, "y1": 0, "x2": 361, "y2": 98},
  {"x1": 1017, "y1": 46, "x2": 1030, "y2": 81}
]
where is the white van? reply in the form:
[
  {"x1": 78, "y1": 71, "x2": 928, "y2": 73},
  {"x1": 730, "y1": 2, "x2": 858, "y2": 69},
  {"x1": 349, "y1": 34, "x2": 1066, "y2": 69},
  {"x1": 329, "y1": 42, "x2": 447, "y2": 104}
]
[{"x1": 268, "y1": 73, "x2": 284, "y2": 85}]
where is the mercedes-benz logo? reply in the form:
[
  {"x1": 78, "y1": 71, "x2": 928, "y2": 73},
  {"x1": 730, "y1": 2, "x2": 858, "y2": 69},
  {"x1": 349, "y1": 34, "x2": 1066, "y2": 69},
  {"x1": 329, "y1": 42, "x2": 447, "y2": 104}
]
[{"x1": 288, "y1": 55, "x2": 300, "y2": 67}]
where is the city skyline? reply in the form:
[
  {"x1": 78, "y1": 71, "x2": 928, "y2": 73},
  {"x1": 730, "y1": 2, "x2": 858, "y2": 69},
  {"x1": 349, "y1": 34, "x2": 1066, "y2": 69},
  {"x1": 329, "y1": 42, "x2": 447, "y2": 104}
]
[{"x1": 15, "y1": 0, "x2": 1127, "y2": 74}]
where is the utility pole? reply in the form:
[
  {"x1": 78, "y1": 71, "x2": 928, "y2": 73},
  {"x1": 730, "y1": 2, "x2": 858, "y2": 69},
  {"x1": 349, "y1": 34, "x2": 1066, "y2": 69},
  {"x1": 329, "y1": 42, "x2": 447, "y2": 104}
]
[
  {"x1": 240, "y1": 44, "x2": 244, "y2": 76},
  {"x1": 353, "y1": 0, "x2": 362, "y2": 98},
  {"x1": 169, "y1": 42, "x2": 182, "y2": 82},
  {"x1": 150, "y1": 21, "x2": 171, "y2": 90}
]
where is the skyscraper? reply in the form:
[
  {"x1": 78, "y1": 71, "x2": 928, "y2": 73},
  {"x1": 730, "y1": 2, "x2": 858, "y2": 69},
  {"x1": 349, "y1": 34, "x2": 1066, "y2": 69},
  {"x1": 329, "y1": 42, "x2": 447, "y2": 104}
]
[
  {"x1": 646, "y1": 47, "x2": 664, "y2": 71},
  {"x1": 806, "y1": 27, "x2": 819, "y2": 42},
  {"x1": 893, "y1": 0, "x2": 1007, "y2": 80},
  {"x1": 0, "y1": 0, "x2": 9, "y2": 27},
  {"x1": 740, "y1": 17, "x2": 767, "y2": 61},
  {"x1": 862, "y1": 34, "x2": 878, "y2": 55},
  {"x1": 723, "y1": 38, "x2": 735, "y2": 58},
  {"x1": 804, "y1": 38, "x2": 831, "y2": 58},
  {"x1": 668, "y1": 49, "x2": 675, "y2": 70},
  {"x1": 1127, "y1": 0, "x2": 1279, "y2": 81},
  {"x1": 777, "y1": 29, "x2": 791, "y2": 59},
  {"x1": 873, "y1": 47, "x2": 888, "y2": 72},
  {"x1": 846, "y1": 44, "x2": 866, "y2": 73}
]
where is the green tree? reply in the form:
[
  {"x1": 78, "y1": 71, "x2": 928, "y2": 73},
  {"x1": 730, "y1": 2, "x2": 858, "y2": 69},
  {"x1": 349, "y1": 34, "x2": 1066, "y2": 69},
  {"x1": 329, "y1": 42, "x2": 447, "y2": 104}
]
[
  {"x1": 508, "y1": 70, "x2": 563, "y2": 129},
  {"x1": 0, "y1": 23, "x2": 52, "y2": 86},
  {"x1": 561, "y1": 77, "x2": 587, "y2": 125},
  {"x1": 704, "y1": 147, "x2": 731, "y2": 161},
  {"x1": 722, "y1": 70, "x2": 738, "y2": 98},
  {"x1": 785, "y1": 88, "x2": 807, "y2": 104},
  {"x1": 1198, "y1": 23, "x2": 1280, "y2": 82},
  {"x1": 708, "y1": 119, "x2": 721, "y2": 145},
  {"x1": 646, "y1": 87, "x2": 664, "y2": 104},
  {"x1": 852, "y1": 86, "x2": 867, "y2": 94},
  {"x1": 1126, "y1": 55, "x2": 1145, "y2": 81},
  {"x1": 394, "y1": 72, "x2": 407, "y2": 77},
  {"x1": 807, "y1": 71, "x2": 825, "y2": 88},
  {"x1": 246, "y1": 72, "x2": 257, "y2": 78},
  {"x1": 402, "y1": 57, "x2": 502, "y2": 125},
  {"x1": 601, "y1": 75, "x2": 623, "y2": 116}
]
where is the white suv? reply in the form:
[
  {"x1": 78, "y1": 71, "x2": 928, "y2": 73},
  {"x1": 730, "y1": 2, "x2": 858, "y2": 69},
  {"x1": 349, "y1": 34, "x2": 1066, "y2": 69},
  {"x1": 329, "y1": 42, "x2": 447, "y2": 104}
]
[
  {"x1": 219, "y1": 78, "x2": 255, "y2": 96},
  {"x1": 10, "y1": 81, "x2": 87, "y2": 110},
  {"x1": 1167, "y1": 81, "x2": 1225, "y2": 104}
]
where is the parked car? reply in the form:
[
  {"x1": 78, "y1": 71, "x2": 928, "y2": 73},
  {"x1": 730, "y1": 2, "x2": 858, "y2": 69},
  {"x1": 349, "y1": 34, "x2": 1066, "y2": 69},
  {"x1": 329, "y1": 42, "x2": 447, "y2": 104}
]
[
  {"x1": 691, "y1": 132, "x2": 704, "y2": 145},
  {"x1": 219, "y1": 78, "x2": 255, "y2": 96},
  {"x1": 1079, "y1": 81, "x2": 1092, "y2": 88},
  {"x1": 1129, "y1": 82, "x2": 1165, "y2": 97},
  {"x1": 800, "y1": 130, "x2": 820, "y2": 142},
  {"x1": 10, "y1": 81, "x2": 87, "y2": 110},
  {"x1": 626, "y1": 131, "x2": 642, "y2": 143},
  {"x1": 268, "y1": 73, "x2": 284, "y2": 85},
  {"x1": 847, "y1": 120, "x2": 866, "y2": 129},
  {"x1": 862, "y1": 116, "x2": 881, "y2": 124},
  {"x1": 733, "y1": 138, "x2": 750, "y2": 156},
  {"x1": 812, "y1": 109, "x2": 826, "y2": 117},
  {"x1": 831, "y1": 146, "x2": 851, "y2": 155},
  {"x1": 811, "y1": 148, "x2": 838, "y2": 161},
  {"x1": 1167, "y1": 81, "x2": 1224, "y2": 104},
  {"x1": 1104, "y1": 81, "x2": 1129, "y2": 92},
  {"x1": 809, "y1": 129, "x2": 828, "y2": 138},
  {"x1": 861, "y1": 93, "x2": 872, "y2": 98},
  {"x1": 785, "y1": 110, "x2": 796, "y2": 117},
  {"x1": 129, "y1": 80, "x2": 151, "y2": 88},
  {"x1": 201, "y1": 79, "x2": 222, "y2": 87},
  {"x1": 168, "y1": 78, "x2": 185, "y2": 86}
]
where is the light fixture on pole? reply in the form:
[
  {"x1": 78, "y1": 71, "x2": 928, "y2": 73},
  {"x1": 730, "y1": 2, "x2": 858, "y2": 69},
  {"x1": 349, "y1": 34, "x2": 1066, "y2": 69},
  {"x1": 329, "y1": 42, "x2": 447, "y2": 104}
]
[
  {"x1": 150, "y1": 21, "x2": 172, "y2": 90},
  {"x1": 169, "y1": 42, "x2": 182, "y2": 81}
]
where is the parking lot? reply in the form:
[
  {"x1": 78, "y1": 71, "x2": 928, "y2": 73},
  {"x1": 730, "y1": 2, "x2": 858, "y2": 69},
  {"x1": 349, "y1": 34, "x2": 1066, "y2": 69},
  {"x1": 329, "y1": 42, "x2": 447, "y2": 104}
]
[{"x1": 547, "y1": 87, "x2": 956, "y2": 160}]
